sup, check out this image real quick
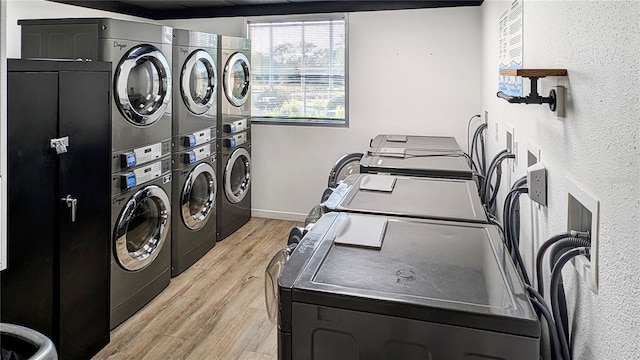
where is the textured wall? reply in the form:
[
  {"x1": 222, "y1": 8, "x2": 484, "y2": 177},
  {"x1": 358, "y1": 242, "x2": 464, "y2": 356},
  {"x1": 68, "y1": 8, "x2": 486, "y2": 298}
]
[{"x1": 481, "y1": 1, "x2": 640, "y2": 358}]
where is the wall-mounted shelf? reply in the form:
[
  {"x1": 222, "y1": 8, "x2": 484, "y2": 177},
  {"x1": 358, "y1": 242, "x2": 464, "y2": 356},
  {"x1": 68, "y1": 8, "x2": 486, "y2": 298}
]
[{"x1": 497, "y1": 68, "x2": 568, "y2": 112}]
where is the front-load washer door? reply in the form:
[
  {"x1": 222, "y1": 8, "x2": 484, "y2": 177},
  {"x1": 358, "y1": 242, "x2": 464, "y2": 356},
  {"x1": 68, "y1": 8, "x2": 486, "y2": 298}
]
[
  {"x1": 181, "y1": 50, "x2": 217, "y2": 115},
  {"x1": 182, "y1": 162, "x2": 216, "y2": 230},
  {"x1": 114, "y1": 185, "x2": 171, "y2": 271},
  {"x1": 224, "y1": 147, "x2": 251, "y2": 203},
  {"x1": 223, "y1": 52, "x2": 250, "y2": 107},
  {"x1": 115, "y1": 44, "x2": 172, "y2": 126}
]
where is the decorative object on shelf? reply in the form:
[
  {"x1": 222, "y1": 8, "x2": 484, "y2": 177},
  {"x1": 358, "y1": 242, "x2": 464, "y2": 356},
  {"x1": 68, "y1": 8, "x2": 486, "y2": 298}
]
[{"x1": 496, "y1": 69, "x2": 568, "y2": 112}]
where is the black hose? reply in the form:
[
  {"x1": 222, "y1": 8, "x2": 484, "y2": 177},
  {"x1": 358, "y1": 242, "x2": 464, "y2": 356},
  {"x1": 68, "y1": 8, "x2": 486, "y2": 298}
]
[
  {"x1": 550, "y1": 247, "x2": 590, "y2": 360},
  {"x1": 472, "y1": 124, "x2": 487, "y2": 174},
  {"x1": 548, "y1": 238, "x2": 591, "y2": 341},
  {"x1": 480, "y1": 133, "x2": 486, "y2": 175},
  {"x1": 483, "y1": 149, "x2": 508, "y2": 204},
  {"x1": 484, "y1": 152, "x2": 515, "y2": 209},
  {"x1": 535, "y1": 232, "x2": 573, "y2": 296},
  {"x1": 526, "y1": 285, "x2": 563, "y2": 360}
]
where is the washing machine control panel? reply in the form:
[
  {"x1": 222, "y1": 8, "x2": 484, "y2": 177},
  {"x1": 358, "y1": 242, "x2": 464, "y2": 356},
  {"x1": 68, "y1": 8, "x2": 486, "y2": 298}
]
[
  {"x1": 183, "y1": 128, "x2": 213, "y2": 148},
  {"x1": 223, "y1": 133, "x2": 247, "y2": 148},
  {"x1": 223, "y1": 119, "x2": 248, "y2": 135},
  {"x1": 114, "y1": 141, "x2": 171, "y2": 172},
  {"x1": 118, "y1": 159, "x2": 171, "y2": 191},
  {"x1": 183, "y1": 143, "x2": 212, "y2": 164}
]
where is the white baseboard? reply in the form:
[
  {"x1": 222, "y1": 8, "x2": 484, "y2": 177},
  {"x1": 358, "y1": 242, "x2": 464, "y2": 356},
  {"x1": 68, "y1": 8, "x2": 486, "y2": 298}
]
[{"x1": 252, "y1": 209, "x2": 306, "y2": 222}]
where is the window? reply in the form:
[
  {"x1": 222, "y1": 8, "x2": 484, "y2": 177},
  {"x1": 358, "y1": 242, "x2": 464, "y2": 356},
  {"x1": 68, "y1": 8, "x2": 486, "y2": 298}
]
[{"x1": 246, "y1": 14, "x2": 348, "y2": 126}]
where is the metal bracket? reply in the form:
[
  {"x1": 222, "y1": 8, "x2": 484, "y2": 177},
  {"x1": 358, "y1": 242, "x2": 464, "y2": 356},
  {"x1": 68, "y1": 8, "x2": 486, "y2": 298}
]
[{"x1": 497, "y1": 76, "x2": 558, "y2": 111}]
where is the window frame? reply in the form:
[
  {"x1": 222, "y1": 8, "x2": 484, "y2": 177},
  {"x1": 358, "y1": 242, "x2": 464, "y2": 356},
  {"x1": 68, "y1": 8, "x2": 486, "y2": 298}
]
[{"x1": 244, "y1": 13, "x2": 349, "y2": 128}]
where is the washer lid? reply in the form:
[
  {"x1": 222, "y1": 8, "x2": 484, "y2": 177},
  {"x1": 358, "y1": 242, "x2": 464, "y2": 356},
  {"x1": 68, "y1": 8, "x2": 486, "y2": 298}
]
[
  {"x1": 360, "y1": 150, "x2": 473, "y2": 180},
  {"x1": 369, "y1": 134, "x2": 463, "y2": 154},
  {"x1": 288, "y1": 212, "x2": 540, "y2": 338},
  {"x1": 324, "y1": 174, "x2": 488, "y2": 223}
]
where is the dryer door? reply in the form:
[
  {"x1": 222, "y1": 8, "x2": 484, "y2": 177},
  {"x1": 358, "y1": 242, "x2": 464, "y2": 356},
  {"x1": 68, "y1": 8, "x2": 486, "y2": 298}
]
[
  {"x1": 181, "y1": 162, "x2": 216, "y2": 230},
  {"x1": 114, "y1": 44, "x2": 172, "y2": 126},
  {"x1": 181, "y1": 50, "x2": 217, "y2": 115},
  {"x1": 224, "y1": 147, "x2": 251, "y2": 203},
  {"x1": 223, "y1": 52, "x2": 250, "y2": 107},
  {"x1": 114, "y1": 185, "x2": 171, "y2": 271}
]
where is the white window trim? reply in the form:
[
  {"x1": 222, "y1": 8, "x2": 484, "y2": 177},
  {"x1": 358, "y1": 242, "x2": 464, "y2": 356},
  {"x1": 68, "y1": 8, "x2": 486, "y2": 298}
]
[{"x1": 244, "y1": 13, "x2": 349, "y2": 128}]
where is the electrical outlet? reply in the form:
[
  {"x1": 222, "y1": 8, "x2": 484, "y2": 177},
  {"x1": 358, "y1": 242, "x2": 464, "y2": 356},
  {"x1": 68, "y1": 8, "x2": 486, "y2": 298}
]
[
  {"x1": 566, "y1": 177, "x2": 600, "y2": 294},
  {"x1": 527, "y1": 163, "x2": 547, "y2": 206}
]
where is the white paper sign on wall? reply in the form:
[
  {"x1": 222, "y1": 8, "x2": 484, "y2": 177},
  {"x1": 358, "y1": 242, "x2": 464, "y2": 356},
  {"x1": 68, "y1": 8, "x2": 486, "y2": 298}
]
[{"x1": 498, "y1": 0, "x2": 524, "y2": 97}]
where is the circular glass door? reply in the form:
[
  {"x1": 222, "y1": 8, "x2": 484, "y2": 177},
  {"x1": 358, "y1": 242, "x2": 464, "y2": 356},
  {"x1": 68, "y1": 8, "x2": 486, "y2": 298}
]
[
  {"x1": 223, "y1": 52, "x2": 250, "y2": 107},
  {"x1": 181, "y1": 162, "x2": 216, "y2": 230},
  {"x1": 114, "y1": 185, "x2": 171, "y2": 271},
  {"x1": 181, "y1": 50, "x2": 217, "y2": 115},
  {"x1": 224, "y1": 147, "x2": 251, "y2": 203},
  {"x1": 114, "y1": 44, "x2": 172, "y2": 126}
]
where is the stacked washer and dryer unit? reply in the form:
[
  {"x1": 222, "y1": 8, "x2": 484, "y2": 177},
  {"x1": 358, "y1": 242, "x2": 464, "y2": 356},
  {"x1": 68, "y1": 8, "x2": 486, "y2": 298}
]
[
  {"x1": 19, "y1": 18, "x2": 175, "y2": 330},
  {"x1": 171, "y1": 30, "x2": 219, "y2": 277},
  {"x1": 217, "y1": 36, "x2": 252, "y2": 241}
]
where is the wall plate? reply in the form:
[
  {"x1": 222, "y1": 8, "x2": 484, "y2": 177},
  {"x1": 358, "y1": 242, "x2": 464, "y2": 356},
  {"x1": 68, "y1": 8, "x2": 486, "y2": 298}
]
[{"x1": 566, "y1": 176, "x2": 600, "y2": 294}]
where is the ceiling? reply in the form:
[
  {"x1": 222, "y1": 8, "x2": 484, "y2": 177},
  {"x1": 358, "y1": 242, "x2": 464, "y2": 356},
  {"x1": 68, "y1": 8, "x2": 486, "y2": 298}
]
[{"x1": 48, "y1": 0, "x2": 483, "y2": 20}]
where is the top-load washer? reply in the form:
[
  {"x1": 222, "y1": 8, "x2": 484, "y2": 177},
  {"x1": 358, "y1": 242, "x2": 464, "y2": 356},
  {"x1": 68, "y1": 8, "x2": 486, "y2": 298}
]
[
  {"x1": 322, "y1": 173, "x2": 487, "y2": 223},
  {"x1": 267, "y1": 212, "x2": 540, "y2": 360},
  {"x1": 172, "y1": 29, "x2": 218, "y2": 142},
  {"x1": 218, "y1": 36, "x2": 251, "y2": 134},
  {"x1": 369, "y1": 134, "x2": 463, "y2": 154},
  {"x1": 19, "y1": 18, "x2": 173, "y2": 152}
]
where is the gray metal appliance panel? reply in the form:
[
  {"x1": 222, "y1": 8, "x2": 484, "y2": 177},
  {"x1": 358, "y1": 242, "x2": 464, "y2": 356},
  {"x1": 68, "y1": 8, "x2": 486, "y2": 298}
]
[
  {"x1": 18, "y1": 18, "x2": 173, "y2": 54},
  {"x1": 102, "y1": 38, "x2": 173, "y2": 152},
  {"x1": 109, "y1": 173, "x2": 172, "y2": 329},
  {"x1": 171, "y1": 156, "x2": 217, "y2": 277},
  {"x1": 173, "y1": 29, "x2": 218, "y2": 48},
  {"x1": 218, "y1": 36, "x2": 251, "y2": 117},
  {"x1": 220, "y1": 36, "x2": 251, "y2": 51},
  {"x1": 216, "y1": 130, "x2": 251, "y2": 240},
  {"x1": 291, "y1": 303, "x2": 539, "y2": 360},
  {"x1": 172, "y1": 33, "x2": 218, "y2": 137},
  {"x1": 370, "y1": 134, "x2": 463, "y2": 153},
  {"x1": 325, "y1": 174, "x2": 487, "y2": 223},
  {"x1": 286, "y1": 212, "x2": 539, "y2": 338},
  {"x1": 360, "y1": 151, "x2": 473, "y2": 179}
]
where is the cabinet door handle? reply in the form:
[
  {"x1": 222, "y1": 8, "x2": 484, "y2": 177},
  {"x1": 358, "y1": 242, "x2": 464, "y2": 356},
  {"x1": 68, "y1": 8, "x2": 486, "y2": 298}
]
[{"x1": 61, "y1": 195, "x2": 78, "y2": 222}]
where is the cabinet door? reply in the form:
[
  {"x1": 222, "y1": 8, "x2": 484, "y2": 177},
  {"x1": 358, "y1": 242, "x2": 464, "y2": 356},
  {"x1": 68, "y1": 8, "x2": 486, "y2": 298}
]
[
  {"x1": 58, "y1": 70, "x2": 111, "y2": 359},
  {"x1": 1, "y1": 71, "x2": 58, "y2": 337}
]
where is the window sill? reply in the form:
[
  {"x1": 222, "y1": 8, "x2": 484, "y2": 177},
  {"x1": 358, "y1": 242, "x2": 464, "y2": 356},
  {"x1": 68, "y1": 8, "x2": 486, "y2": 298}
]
[{"x1": 250, "y1": 117, "x2": 348, "y2": 128}]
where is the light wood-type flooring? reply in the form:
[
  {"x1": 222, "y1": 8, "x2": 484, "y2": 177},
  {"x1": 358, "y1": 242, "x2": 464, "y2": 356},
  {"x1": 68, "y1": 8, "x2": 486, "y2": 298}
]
[{"x1": 93, "y1": 217, "x2": 297, "y2": 360}]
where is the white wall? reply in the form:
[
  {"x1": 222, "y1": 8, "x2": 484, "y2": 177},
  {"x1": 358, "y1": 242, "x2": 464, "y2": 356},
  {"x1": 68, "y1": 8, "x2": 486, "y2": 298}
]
[
  {"x1": 5, "y1": 0, "x2": 153, "y2": 58},
  {"x1": 169, "y1": 7, "x2": 482, "y2": 220},
  {"x1": 481, "y1": 1, "x2": 640, "y2": 358}
]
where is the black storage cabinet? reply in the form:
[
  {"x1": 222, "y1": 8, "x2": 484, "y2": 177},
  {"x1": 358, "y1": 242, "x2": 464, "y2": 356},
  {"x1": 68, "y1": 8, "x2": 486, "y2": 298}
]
[{"x1": 1, "y1": 59, "x2": 111, "y2": 360}]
